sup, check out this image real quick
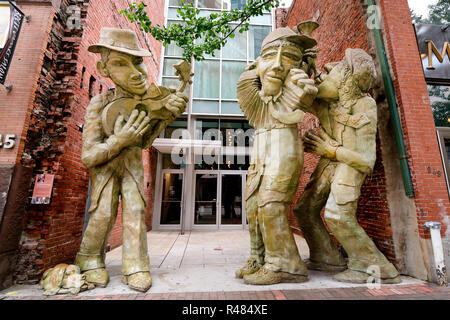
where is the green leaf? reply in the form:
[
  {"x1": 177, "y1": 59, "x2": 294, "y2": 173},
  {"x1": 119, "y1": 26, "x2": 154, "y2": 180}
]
[{"x1": 121, "y1": 0, "x2": 278, "y2": 61}]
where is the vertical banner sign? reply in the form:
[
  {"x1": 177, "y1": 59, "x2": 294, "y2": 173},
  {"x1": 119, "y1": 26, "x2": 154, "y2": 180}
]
[
  {"x1": 31, "y1": 174, "x2": 55, "y2": 204},
  {"x1": 0, "y1": 1, "x2": 24, "y2": 85}
]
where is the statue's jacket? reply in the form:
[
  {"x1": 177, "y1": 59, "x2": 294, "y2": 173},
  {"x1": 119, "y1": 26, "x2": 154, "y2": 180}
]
[
  {"x1": 237, "y1": 68, "x2": 307, "y2": 207},
  {"x1": 81, "y1": 89, "x2": 146, "y2": 213},
  {"x1": 312, "y1": 95, "x2": 377, "y2": 205}
]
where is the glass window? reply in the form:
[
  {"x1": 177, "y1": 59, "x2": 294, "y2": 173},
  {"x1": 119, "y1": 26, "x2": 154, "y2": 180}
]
[
  {"x1": 198, "y1": 9, "x2": 219, "y2": 17},
  {"x1": 193, "y1": 60, "x2": 220, "y2": 99},
  {"x1": 221, "y1": 101, "x2": 242, "y2": 115},
  {"x1": 219, "y1": 155, "x2": 250, "y2": 170},
  {"x1": 195, "y1": 37, "x2": 220, "y2": 59},
  {"x1": 164, "y1": 119, "x2": 188, "y2": 139},
  {"x1": 428, "y1": 85, "x2": 450, "y2": 128},
  {"x1": 222, "y1": 61, "x2": 246, "y2": 99},
  {"x1": 162, "y1": 77, "x2": 190, "y2": 95},
  {"x1": 445, "y1": 139, "x2": 450, "y2": 161},
  {"x1": 248, "y1": 25, "x2": 271, "y2": 60},
  {"x1": 198, "y1": 0, "x2": 221, "y2": 9},
  {"x1": 196, "y1": 118, "x2": 220, "y2": 139},
  {"x1": 162, "y1": 0, "x2": 273, "y2": 116},
  {"x1": 195, "y1": 119, "x2": 220, "y2": 169},
  {"x1": 169, "y1": 0, "x2": 193, "y2": 6},
  {"x1": 192, "y1": 100, "x2": 220, "y2": 114},
  {"x1": 249, "y1": 13, "x2": 272, "y2": 25},
  {"x1": 162, "y1": 154, "x2": 183, "y2": 169},
  {"x1": 168, "y1": 8, "x2": 180, "y2": 19},
  {"x1": 222, "y1": 28, "x2": 247, "y2": 60},
  {"x1": 165, "y1": 21, "x2": 184, "y2": 56},
  {"x1": 230, "y1": 0, "x2": 246, "y2": 10},
  {"x1": 220, "y1": 120, "x2": 254, "y2": 147},
  {"x1": 163, "y1": 58, "x2": 182, "y2": 76}
]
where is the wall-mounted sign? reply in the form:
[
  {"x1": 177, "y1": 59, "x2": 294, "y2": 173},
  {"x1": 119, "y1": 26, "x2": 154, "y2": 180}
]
[
  {"x1": 415, "y1": 23, "x2": 450, "y2": 85},
  {"x1": 0, "y1": 1, "x2": 24, "y2": 85},
  {"x1": 31, "y1": 174, "x2": 54, "y2": 204}
]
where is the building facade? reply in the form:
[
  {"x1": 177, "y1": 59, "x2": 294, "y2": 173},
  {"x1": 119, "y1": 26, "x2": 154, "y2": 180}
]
[
  {"x1": 0, "y1": 0, "x2": 164, "y2": 289},
  {"x1": 152, "y1": 0, "x2": 272, "y2": 231},
  {"x1": 0, "y1": 0, "x2": 448, "y2": 290},
  {"x1": 282, "y1": 0, "x2": 450, "y2": 283}
]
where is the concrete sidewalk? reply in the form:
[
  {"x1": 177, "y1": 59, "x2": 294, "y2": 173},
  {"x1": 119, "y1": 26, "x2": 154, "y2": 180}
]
[{"x1": 0, "y1": 230, "x2": 437, "y2": 299}]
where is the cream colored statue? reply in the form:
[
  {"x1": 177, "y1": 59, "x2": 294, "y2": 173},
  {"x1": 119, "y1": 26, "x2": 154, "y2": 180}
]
[
  {"x1": 293, "y1": 48, "x2": 401, "y2": 284},
  {"x1": 74, "y1": 28, "x2": 189, "y2": 292},
  {"x1": 39, "y1": 264, "x2": 94, "y2": 295},
  {"x1": 236, "y1": 25, "x2": 318, "y2": 285}
]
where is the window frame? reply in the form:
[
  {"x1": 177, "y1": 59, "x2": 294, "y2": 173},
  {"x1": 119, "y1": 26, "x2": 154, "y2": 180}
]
[
  {"x1": 436, "y1": 127, "x2": 450, "y2": 198},
  {"x1": 160, "y1": 1, "x2": 274, "y2": 117}
]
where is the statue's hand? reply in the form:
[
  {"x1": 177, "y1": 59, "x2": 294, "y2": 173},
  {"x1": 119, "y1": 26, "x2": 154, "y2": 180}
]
[
  {"x1": 113, "y1": 110, "x2": 150, "y2": 148},
  {"x1": 286, "y1": 68, "x2": 318, "y2": 107},
  {"x1": 304, "y1": 129, "x2": 339, "y2": 159},
  {"x1": 165, "y1": 92, "x2": 188, "y2": 119}
]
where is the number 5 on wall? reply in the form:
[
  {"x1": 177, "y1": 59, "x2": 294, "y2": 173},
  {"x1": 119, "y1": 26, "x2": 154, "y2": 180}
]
[{"x1": 0, "y1": 134, "x2": 17, "y2": 149}]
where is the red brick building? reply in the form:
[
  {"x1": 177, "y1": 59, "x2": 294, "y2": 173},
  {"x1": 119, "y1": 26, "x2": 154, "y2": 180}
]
[
  {"x1": 0, "y1": 0, "x2": 163, "y2": 289},
  {"x1": 282, "y1": 0, "x2": 449, "y2": 283},
  {"x1": 0, "y1": 0, "x2": 448, "y2": 290}
]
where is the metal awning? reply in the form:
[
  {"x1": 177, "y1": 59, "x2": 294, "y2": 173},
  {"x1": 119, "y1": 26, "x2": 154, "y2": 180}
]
[{"x1": 152, "y1": 138, "x2": 252, "y2": 155}]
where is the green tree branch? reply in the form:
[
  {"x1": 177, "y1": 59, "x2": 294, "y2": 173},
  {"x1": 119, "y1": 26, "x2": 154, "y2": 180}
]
[{"x1": 121, "y1": 0, "x2": 279, "y2": 61}]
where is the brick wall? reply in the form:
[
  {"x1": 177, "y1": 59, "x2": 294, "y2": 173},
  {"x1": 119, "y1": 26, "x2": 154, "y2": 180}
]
[
  {"x1": 378, "y1": 0, "x2": 449, "y2": 239},
  {"x1": 0, "y1": 3, "x2": 54, "y2": 166},
  {"x1": 11, "y1": 0, "x2": 163, "y2": 283},
  {"x1": 0, "y1": 0, "x2": 56, "y2": 289},
  {"x1": 285, "y1": 0, "x2": 397, "y2": 261}
]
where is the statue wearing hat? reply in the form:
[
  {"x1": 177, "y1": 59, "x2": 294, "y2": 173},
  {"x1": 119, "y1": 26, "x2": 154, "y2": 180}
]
[
  {"x1": 235, "y1": 23, "x2": 318, "y2": 284},
  {"x1": 74, "y1": 28, "x2": 189, "y2": 292}
]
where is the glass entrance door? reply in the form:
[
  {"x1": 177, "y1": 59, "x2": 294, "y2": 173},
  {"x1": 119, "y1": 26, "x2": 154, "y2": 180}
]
[
  {"x1": 220, "y1": 173, "x2": 243, "y2": 226},
  {"x1": 193, "y1": 171, "x2": 247, "y2": 228},
  {"x1": 159, "y1": 170, "x2": 184, "y2": 225},
  {"x1": 194, "y1": 172, "x2": 218, "y2": 225}
]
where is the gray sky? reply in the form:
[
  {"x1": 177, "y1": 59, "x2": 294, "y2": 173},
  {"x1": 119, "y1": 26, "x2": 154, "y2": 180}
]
[
  {"x1": 407, "y1": 0, "x2": 437, "y2": 18},
  {"x1": 280, "y1": 0, "x2": 438, "y2": 17}
]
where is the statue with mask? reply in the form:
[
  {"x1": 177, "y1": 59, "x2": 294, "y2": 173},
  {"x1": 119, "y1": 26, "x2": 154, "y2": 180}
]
[{"x1": 236, "y1": 25, "x2": 318, "y2": 285}]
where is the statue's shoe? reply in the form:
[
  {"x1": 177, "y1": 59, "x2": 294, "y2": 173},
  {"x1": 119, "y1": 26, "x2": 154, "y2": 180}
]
[
  {"x1": 333, "y1": 269, "x2": 402, "y2": 284},
  {"x1": 306, "y1": 259, "x2": 347, "y2": 272},
  {"x1": 235, "y1": 258, "x2": 262, "y2": 279},
  {"x1": 122, "y1": 272, "x2": 152, "y2": 292},
  {"x1": 83, "y1": 268, "x2": 109, "y2": 288},
  {"x1": 243, "y1": 267, "x2": 308, "y2": 285}
]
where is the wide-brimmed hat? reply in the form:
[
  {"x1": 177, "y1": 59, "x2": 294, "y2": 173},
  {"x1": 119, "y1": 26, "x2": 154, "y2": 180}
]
[
  {"x1": 88, "y1": 27, "x2": 151, "y2": 57},
  {"x1": 261, "y1": 26, "x2": 317, "y2": 52}
]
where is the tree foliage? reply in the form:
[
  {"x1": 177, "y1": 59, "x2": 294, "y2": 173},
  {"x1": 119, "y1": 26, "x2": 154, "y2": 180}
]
[
  {"x1": 428, "y1": 85, "x2": 450, "y2": 127},
  {"x1": 121, "y1": 0, "x2": 279, "y2": 61},
  {"x1": 410, "y1": 0, "x2": 450, "y2": 24}
]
